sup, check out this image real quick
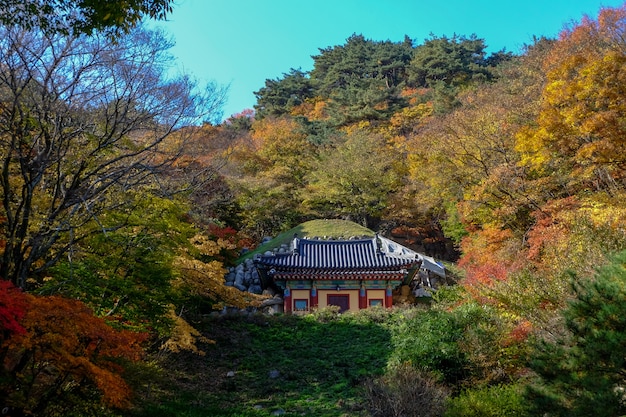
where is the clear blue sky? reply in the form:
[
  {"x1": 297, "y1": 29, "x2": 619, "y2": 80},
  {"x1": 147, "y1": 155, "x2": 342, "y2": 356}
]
[{"x1": 152, "y1": 0, "x2": 625, "y2": 121}]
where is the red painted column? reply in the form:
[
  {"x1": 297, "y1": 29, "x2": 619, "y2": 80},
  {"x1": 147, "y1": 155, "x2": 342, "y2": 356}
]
[
  {"x1": 385, "y1": 283, "x2": 393, "y2": 308},
  {"x1": 311, "y1": 282, "x2": 318, "y2": 309},
  {"x1": 284, "y1": 285, "x2": 292, "y2": 313},
  {"x1": 359, "y1": 282, "x2": 367, "y2": 309}
]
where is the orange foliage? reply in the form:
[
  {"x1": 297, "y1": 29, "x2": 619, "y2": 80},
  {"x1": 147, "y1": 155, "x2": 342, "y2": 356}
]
[
  {"x1": 2, "y1": 294, "x2": 146, "y2": 412},
  {"x1": 526, "y1": 197, "x2": 581, "y2": 262},
  {"x1": 458, "y1": 226, "x2": 524, "y2": 300},
  {"x1": 503, "y1": 319, "x2": 533, "y2": 346},
  {"x1": 291, "y1": 97, "x2": 329, "y2": 120}
]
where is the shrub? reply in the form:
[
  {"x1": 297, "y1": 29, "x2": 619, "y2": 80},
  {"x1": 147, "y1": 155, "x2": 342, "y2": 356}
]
[
  {"x1": 444, "y1": 384, "x2": 531, "y2": 417},
  {"x1": 364, "y1": 363, "x2": 449, "y2": 417}
]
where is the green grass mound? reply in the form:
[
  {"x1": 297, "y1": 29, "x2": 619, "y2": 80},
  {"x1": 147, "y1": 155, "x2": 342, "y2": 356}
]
[{"x1": 238, "y1": 219, "x2": 375, "y2": 263}]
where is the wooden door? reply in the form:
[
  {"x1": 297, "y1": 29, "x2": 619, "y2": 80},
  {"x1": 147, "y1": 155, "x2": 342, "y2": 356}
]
[{"x1": 327, "y1": 294, "x2": 350, "y2": 312}]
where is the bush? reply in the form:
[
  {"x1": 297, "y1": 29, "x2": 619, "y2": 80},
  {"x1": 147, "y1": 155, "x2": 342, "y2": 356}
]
[
  {"x1": 364, "y1": 363, "x2": 449, "y2": 417},
  {"x1": 444, "y1": 384, "x2": 531, "y2": 417}
]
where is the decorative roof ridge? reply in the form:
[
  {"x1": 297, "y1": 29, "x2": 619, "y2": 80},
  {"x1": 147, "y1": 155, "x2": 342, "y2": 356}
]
[{"x1": 296, "y1": 236, "x2": 375, "y2": 243}]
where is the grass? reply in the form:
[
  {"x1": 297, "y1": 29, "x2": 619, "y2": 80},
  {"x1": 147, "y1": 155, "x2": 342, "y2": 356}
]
[
  {"x1": 237, "y1": 219, "x2": 375, "y2": 263},
  {"x1": 131, "y1": 308, "x2": 398, "y2": 417}
]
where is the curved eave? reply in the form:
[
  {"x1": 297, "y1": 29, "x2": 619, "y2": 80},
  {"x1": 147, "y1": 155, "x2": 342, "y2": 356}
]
[{"x1": 272, "y1": 270, "x2": 407, "y2": 281}]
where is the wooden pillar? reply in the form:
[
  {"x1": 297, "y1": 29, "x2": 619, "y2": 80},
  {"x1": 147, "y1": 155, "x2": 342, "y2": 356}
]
[
  {"x1": 311, "y1": 282, "x2": 318, "y2": 309},
  {"x1": 385, "y1": 283, "x2": 393, "y2": 308},
  {"x1": 284, "y1": 285, "x2": 292, "y2": 313},
  {"x1": 359, "y1": 282, "x2": 367, "y2": 309}
]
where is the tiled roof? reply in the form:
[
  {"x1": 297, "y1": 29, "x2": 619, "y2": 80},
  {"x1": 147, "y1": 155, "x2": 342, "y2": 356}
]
[
  {"x1": 255, "y1": 237, "x2": 421, "y2": 271},
  {"x1": 271, "y1": 270, "x2": 407, "y2": 281}
]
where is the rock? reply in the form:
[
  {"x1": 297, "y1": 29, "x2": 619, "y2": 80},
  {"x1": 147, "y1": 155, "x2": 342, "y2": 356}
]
[
  {"x1": 234, "y1": 283, "x2": 247, "y2": 292},
  {"x1": 261, "y1": 297, "x2": 283, "y2": 307},
  {"x1": 268, "y1": 369, "x2": 280, "y2": 379},
  {"x1": 271, "y1": 409, "x2": 285, "y2": 416},
  {"x1": 248, "y1": 285, "x2": 263, "y2": 294},
  {"x1": 414, "y1": 287, "x2": 432, "y2": 297},
  {"x1": 226, "y1": 371, "x2": 235, "y2": 377}
]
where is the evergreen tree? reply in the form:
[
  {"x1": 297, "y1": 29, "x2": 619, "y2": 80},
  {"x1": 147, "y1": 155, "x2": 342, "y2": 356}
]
[
  {"x1": 527, "y1": 250, "x2": 626, "y2": 416},
  {"x1": 310, "y1": 34, "x2": 413, "y2": 124},
  {"x1": 254, "y1": 68, "x2": 314, "y2": 119}
]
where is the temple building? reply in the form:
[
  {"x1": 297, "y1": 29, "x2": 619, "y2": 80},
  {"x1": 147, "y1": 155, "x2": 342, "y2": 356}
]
[{"x1": 254, "y1": 235, "x2": 445, "y2": 313}]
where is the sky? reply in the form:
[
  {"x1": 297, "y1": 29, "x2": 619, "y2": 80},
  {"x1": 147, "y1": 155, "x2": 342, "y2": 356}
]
[{"x1": 151, "y1": 0, "x2": 625, "y2": 121}]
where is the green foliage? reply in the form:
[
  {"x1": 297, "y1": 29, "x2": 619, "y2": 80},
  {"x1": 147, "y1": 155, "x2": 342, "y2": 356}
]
[
  {"x1": 408, "y1": 34, "x2": 493, "y2": 88},
  {"x1": 440, "y1": 200, "x2": 468, "y2": 244},
  {"x1": 0, "y1": 0, "x2": 173, "y2": 36},
  {"x1": 388, "y1": 309, "x2": 469, "y2": 383},
  {"x1": 526, "y1": 250, "x2": 626, "y2": 416},
  {"x1": 302, "y1": 129, "x2": 401, "y2": 227},
  {"x1": 135, "y1": 311, "x2": 396, "y2": 416},
  {"x1": 445, "y1": 384, "x2": 531, "y2": 417},
  {"x1": 237, "y1": 219, "x2": 374, "y2": 263},
  {"x1": 40, "y1": 193, "x2": 192, "y2": 335},
  {"x1": 231, "y1": 178, "x2": 305, "y2": 240},
  {"x1": 311, "y1": 34, "x2": 413, "y2": 96},
  {"x1": 254, "y1": 69, "x2": 314, "y2": 119},
  {"x1": 389, "y1": 301, "x2": 528, "y2": 387}
]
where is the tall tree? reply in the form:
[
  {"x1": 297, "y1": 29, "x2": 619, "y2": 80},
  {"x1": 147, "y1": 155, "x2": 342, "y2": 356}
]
[
  {"x1": 254, "y1": 68, "x2": 314, "y2": 119},
  {"x1": 408, "y1": 34, "x2": 493, "y2": 88},
  {"x1": 0, "y1": 25, "x2": 220, "y2": 288},
  {"x1": 516, "y1": 5, "x2": 626, "y2": 193},
  {"x1": 310, "y1": 34, "x2": 413, "y2": 124}
]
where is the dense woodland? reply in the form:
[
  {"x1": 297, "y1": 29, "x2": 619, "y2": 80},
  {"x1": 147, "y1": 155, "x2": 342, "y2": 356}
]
[{"x1": 1, "y1": 1, "x2": 626, "y2": 416}]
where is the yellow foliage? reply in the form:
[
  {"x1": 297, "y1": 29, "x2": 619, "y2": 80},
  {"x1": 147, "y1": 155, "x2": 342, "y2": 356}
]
[
  {"x1": 174, "y1": 234, "x2": 264, "y2": 310},
  {"x1": 161, "y1": 308, "x2": 214, "y2": 355},
  {"x1": 517, "y1": 8, "x2": 626, "y2": 190}
]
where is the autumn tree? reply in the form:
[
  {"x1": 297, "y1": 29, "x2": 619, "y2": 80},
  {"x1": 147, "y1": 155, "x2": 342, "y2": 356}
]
[
  {"x1": 228, "y1": 116, "x2": 315, "y2": 237},
  {"x1": 0, "y1": 24, "x2": 221, "y2": 289},
  {"x1": 0, "y1": 280, "x2": 26, "y2": 341},
  {"x1": 0, "y1": 293, "x2": 146, "y2": 415},
  {"x1": 516, "y1": 5, "x2": 626, "y2": 194},
  {"x1": 0, "y1": 0, "x2": 174, "y2": 37}
]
